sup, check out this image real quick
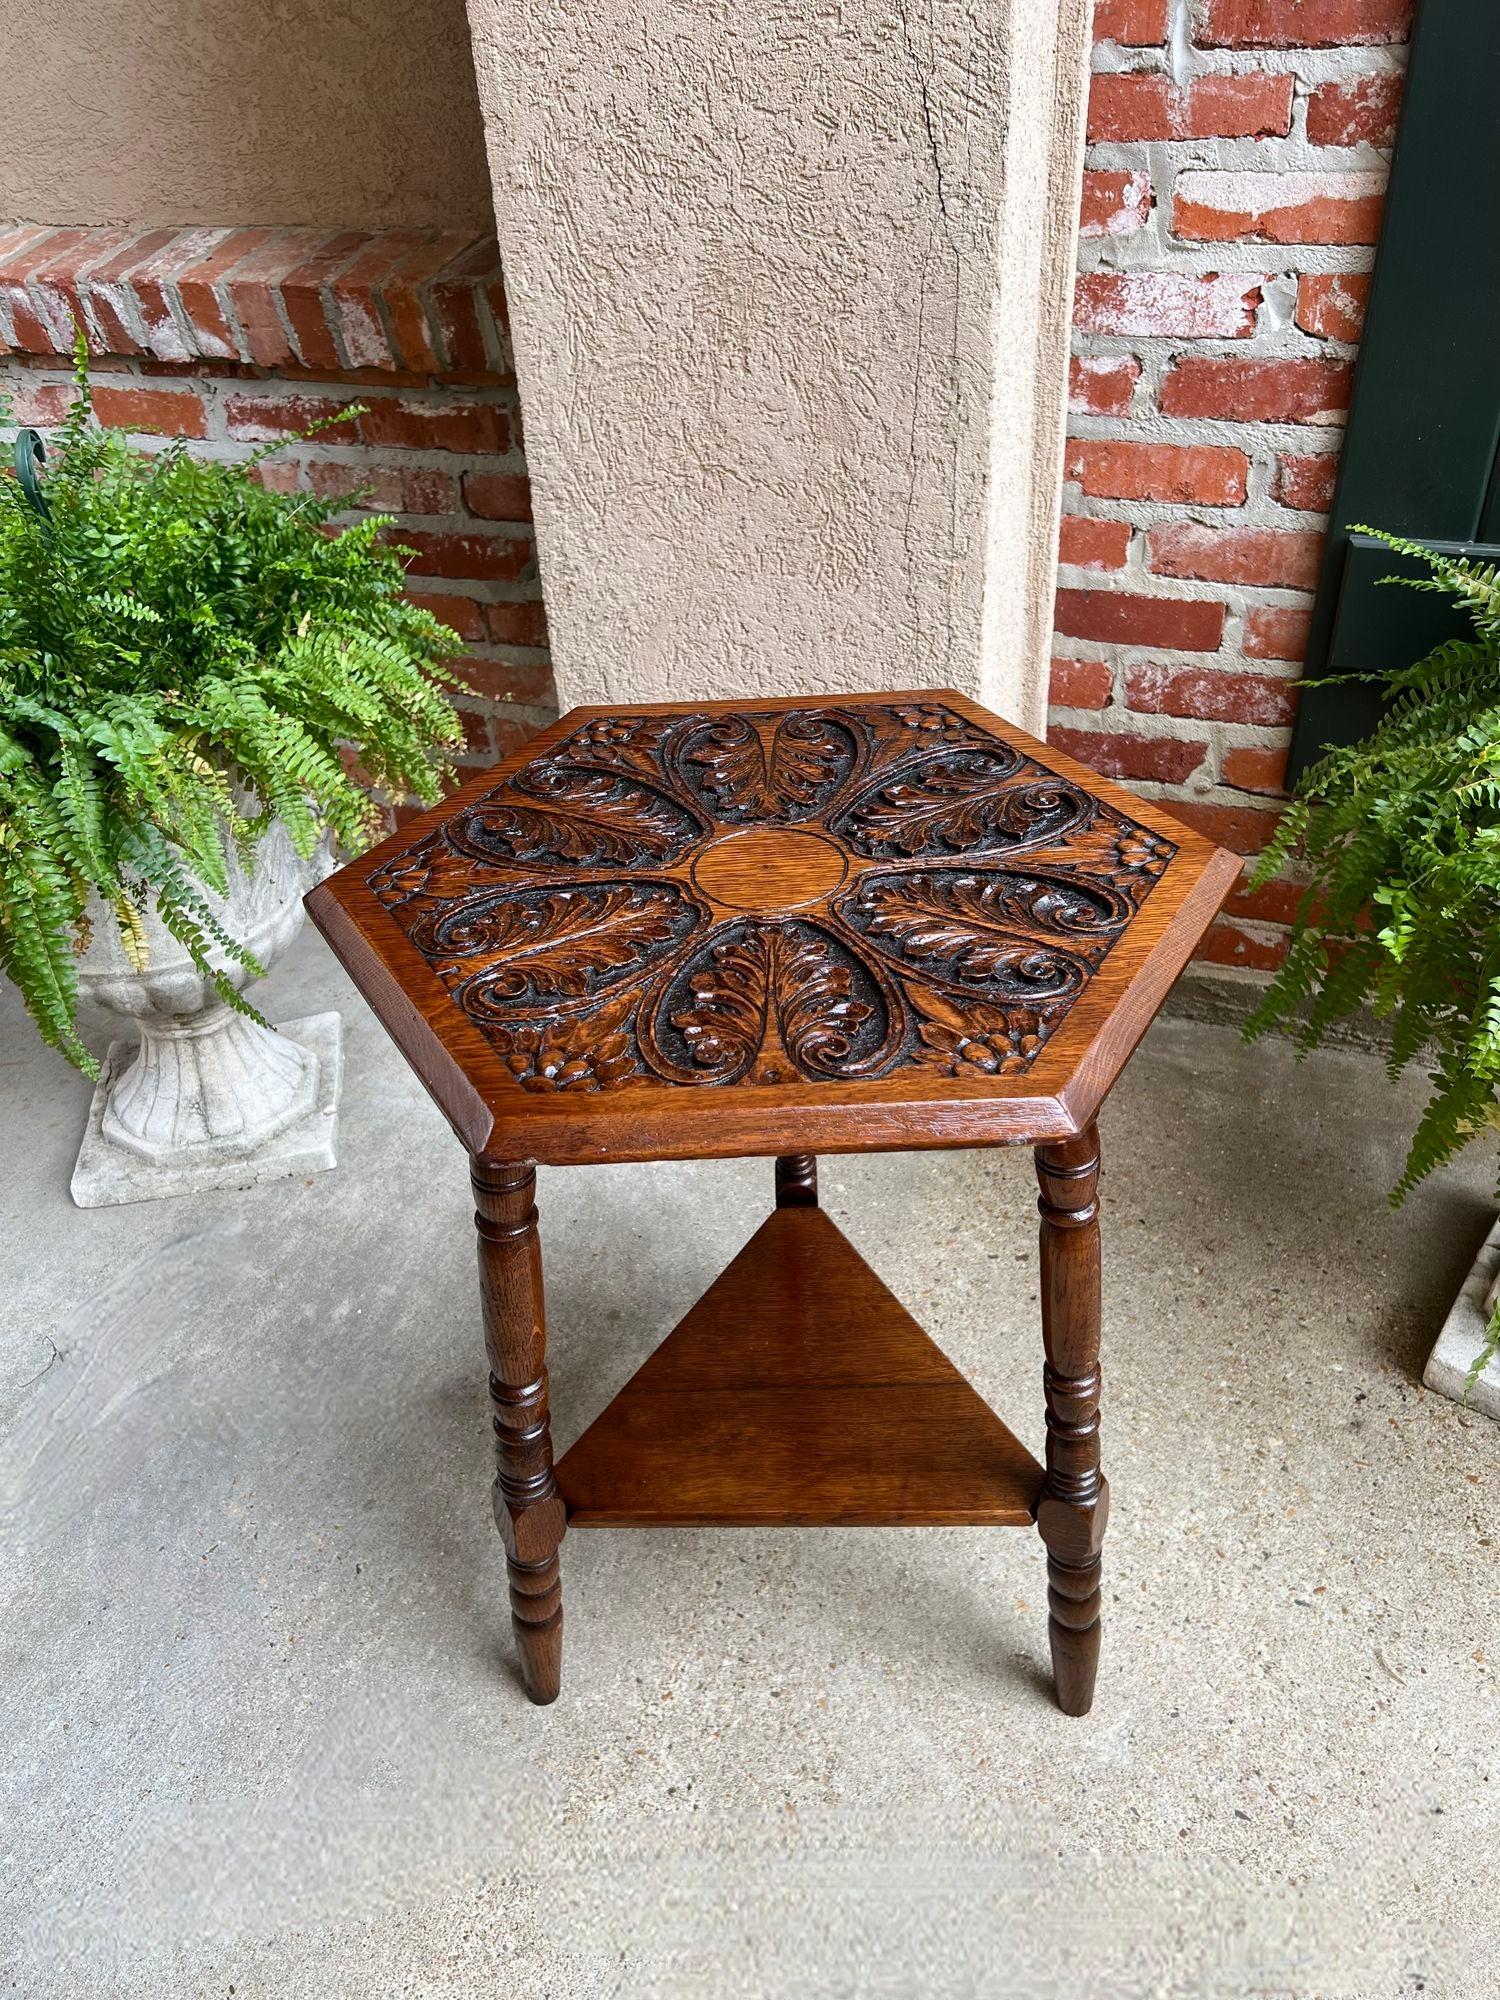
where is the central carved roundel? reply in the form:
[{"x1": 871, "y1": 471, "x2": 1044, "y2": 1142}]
[{"x1": 690, "y1": 828, "x2": 849, "y2": 913}]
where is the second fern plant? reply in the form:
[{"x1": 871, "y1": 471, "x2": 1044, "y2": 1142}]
[{"x1": 1246, "y1": 527, "x2": 1500, "y2": 1386}]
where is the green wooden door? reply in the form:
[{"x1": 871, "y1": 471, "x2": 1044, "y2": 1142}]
[{"x1": 1288, "y1": 0, "x2": 1500, "y2": 783}]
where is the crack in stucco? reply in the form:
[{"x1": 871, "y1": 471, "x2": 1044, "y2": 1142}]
[
  {"x1": 897, "y1": 0, "x2": 954, "y2": 235},
  {"x1": 895, "y1": 0, "x2": 963, "y2": 677}
]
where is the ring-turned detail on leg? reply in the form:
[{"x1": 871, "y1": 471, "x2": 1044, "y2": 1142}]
[
  {"x1": 774, "y1": 1153, "x2": 818, "y2": 1206},
  {"x1": 472, "y1": 1157, "x2": 566, "y2": 1704},
  {"x1": 1034, "y1": 1124, "x2": 1107, "y2": 1716}
]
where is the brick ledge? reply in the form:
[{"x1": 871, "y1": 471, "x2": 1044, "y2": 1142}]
[{"x1": 0, "y1": 225, "x2": 508, "y2": 381}]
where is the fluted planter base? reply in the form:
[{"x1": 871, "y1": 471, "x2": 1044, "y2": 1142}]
[
  {"x1": 1423, "y1": 1212, "x2": 1500, "y2": 1423},
  {"x1": 71, "y1": 1011, "x2": 342, "y2": 1209}
]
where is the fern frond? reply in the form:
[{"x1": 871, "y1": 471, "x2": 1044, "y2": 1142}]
[
  {"x1": 0, "y1": 352, "x2": 463, "y2": 1072},
  {"x1": 1246, "y1": 528, "x2": 1500, "y2": 1208}
]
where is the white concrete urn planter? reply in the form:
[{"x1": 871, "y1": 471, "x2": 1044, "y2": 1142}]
[
  {"x1": 1424, "y1": 1218, "x2": 1500, "y2": 1421},
  {"x1": 70, "y1": 816, "x2": 342, "y2": 1207}
]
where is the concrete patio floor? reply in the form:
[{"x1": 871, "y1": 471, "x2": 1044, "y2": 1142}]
[{"x1": 2, "y1": 926, "x2": 1498, "y2": 1999}]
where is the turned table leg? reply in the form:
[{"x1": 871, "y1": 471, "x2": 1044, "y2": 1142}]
[
  {"x1": 471, "y1": 1157, "x2": 566, "y2": 1704},
  {"x1": 775, "y1": 1153, "x2": 818, "y2": 1206},
  {"x1": 1034, "y1": 1124, "x2": 1108, "y2": 1717}
]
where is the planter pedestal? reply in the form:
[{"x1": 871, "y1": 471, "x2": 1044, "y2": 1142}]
[
  {"x1": 68, "y1": 819, "x2": 343, "y2": 1208},
  {"x1": 71, "y1": 1010, "x2": 342, "y2": 1208},
  {"x1": 1423, "y1": 1214, "x2": 1500, "y2": 1421}
]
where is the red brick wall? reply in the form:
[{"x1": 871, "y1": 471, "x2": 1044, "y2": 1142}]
[
  {"x1": 0, "y1": 225, "x2": 553, "y2": 794},
  {"x1": 1054, "y1": 0, "x2": 1413, "y2": 972}
]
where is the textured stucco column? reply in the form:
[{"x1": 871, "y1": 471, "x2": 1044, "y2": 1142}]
[{"x1": 465, "y1": 2, "x2": 1091, "y2": 731}]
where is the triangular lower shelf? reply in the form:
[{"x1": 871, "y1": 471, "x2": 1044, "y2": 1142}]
[{"x1": 555, "y1": 1205, "x2": 1044, "y2": 1529}]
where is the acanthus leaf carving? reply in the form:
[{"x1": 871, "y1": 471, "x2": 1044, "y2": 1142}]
[
  {"x1": 430, "y1": 882, "x2": 701, "y2": 1006},
  {"x1": 679, "y1": 713, "x2": 856, "y2": 824},
  {"x1": 663, "y1": 930, "x2": 768, "y2": 1083},
  {"x1": 369, "y1": 830, "x2": 528, "y2": 912},
  {"x1": 833, "y1": 754, "x2": 1091, "y2": 860},
  {"x1": 638, "y1": 919, "x2": 902, "y2": 1087},
  {"x1": 839, "y1": 872, "x2": 1097, "y2": 998},
  {"x1": 367, "y1": 700, "x2": 1178, "y2": 1093},
  {"x1": 776, "y1": 927, "x2": 883, "y2": 1079},
  {"x1": 449, "y1": 768, "x2": 701, "y2": 871}
]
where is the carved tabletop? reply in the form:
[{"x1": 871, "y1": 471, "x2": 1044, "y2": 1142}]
[{"x1": 307, "y1": 691, "x2": 1239, "y2": 1164}]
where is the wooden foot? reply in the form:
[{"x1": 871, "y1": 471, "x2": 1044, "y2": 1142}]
[
  {"x1": 1034, "y1": 1124, "x2": 1107, "y2": 1717},
  {"x1": 775, "y1": 1153, "x2": 818, "y2": 1206},
  {"x1": 472, "y1": 1157, "x2": 566, "y2": 1704}
]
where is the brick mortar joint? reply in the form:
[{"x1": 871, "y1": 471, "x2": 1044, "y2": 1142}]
[
  {"x1": 4, "y1": 358, "x2": 522, "y2": 434},
  {"x1": 1089, "y1": 46, "x2": 1411, "y2": 86}
]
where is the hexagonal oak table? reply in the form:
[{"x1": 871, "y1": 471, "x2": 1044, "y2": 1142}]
[{"x1": 307, "y1": 691, "x2": 1238, "y2": 1714}]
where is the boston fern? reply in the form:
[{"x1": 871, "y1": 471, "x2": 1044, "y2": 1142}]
[
  {"x1": 0, "y1": 338, "x2": 463, "y2": 1075},
  {"x1": 1245, "y1": 528, "x2": 1500, "y2": 1384}
]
